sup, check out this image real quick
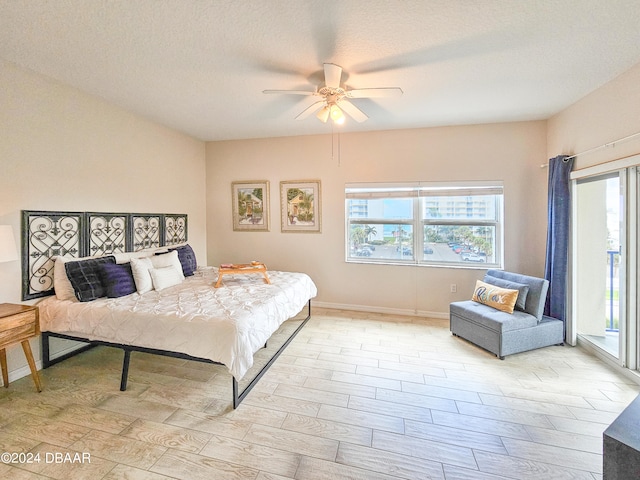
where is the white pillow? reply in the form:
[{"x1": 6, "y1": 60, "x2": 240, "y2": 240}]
[
  {"x1": 53, "y1": 256, "x2": 76, "y2": 301},
  {"x1": 130, "y1": 257, "x2": 154, "y2": 294},
  {"x1": 151, "y1": 250, "x2": 185, "y2": 280},
  {"x1": 149, "y1": 265, "x2": 183, "y2": 291},
  {"x1": 113, "y1": 246, "x2": 170, "y2": 264}
]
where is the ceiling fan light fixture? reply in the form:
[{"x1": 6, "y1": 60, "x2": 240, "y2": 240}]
[
  {"x1": 330, "y1": 104, "x2": 344, "y2": 124},
  {"x1": 316, "y1": 105, "x2": 330, "y2": 123}
]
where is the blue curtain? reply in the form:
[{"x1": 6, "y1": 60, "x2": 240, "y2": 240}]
[{"x1": 544, "y1": 155, "x2": 574, "y2": 331}]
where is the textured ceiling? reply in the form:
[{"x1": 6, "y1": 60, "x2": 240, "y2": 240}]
[{"x1": 1, "y1": 0, "x2": 640, "y2": 141}]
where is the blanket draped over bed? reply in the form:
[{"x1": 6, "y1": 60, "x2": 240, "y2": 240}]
[{"x1": 38, "y1": 266, "x2": 317, "y2": 380}]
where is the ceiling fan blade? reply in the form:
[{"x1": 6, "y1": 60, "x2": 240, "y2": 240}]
[
  {"x1": 263, "y1": 89, "x2": 317, "y2": 95},
  {"x1": 295, "y1": 101, "x2": 325, "y2": 120},
  {"x1": 323, "y1": 63, "x2": 342, "y2": 89},
  {"x1": 338, "y1": 99, "x2": 368, "y2": 123},
  {"x1": 346, "y1": 87, "x2": 404, "y2": 98}
]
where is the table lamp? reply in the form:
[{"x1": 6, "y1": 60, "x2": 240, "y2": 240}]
[{"x1": 0, "y1": 225, "x2": 18, "y2": 263}]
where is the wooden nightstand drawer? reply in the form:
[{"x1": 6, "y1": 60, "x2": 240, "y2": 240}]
[
  {"x1": 0, "y1": 310, "x2": 36, "y2": 330},
  {"x1": 0, "y1": 310, "x2": 37, "y2": 348}
]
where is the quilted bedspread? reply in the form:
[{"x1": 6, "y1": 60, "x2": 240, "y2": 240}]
[{"x1": 38, "y1": 267, "x2": 317, "y2": 380}]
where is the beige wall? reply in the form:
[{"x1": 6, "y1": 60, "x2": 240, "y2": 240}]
[
  {"x1": 206, "y1": 121, "x2": 548, "y2": 316},
  {"x1": 0, "y1": 61, "x2": 207, "y2": 376},
  {"x1": 548, "y1": 62, "x2": 640, "y2": 167}
]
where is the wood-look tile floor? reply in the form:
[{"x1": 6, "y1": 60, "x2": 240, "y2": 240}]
[{"x1": 0, "y1": 308, "x2": 638, "y2": 479}]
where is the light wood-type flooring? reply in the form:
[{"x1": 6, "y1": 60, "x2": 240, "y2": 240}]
[{"x1": 0, "y1": 307, "x2": 638, "y2": 479}]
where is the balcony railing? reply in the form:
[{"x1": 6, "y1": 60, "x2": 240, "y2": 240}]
[{"x1": 607, "y1": 249, "x2": 619, "y2": 332}]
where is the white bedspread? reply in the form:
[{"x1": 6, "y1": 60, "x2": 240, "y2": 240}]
[{"x1": 38, "y1": 267, "x2": 317, "y2": 380}]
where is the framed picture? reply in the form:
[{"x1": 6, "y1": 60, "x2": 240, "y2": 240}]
[
  {"x1": 232, "y1": 181, "x2": 270, "y2": 231},
  {"x1": 280, "y1": 180, "x2": 321, "y2": 233}
]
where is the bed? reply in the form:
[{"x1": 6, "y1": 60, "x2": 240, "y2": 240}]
[
  {"x1": 22, "y1": 210, "x2": 317, "y2": 408},
  {"x1": 38, "y1": 265, "x2": 316, "y2": 408}
]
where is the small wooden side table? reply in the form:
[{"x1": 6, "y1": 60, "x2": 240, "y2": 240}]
[
  {"x1": 214, "y1": 262, "x2": 270, "y2": 288},
  {"x1": 0, "y1": 303, "x2": 42, "y2": 392}
]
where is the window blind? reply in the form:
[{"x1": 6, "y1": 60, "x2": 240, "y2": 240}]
[{"x1": 345, "y1": 182, "x2": 503, "y2": 199}]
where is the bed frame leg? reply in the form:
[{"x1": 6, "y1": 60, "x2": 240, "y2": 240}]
[
  {"x1": 232, "y1": 378, "x2": 239, "y2": 409},
  {"x1": 120, "y1": 349, "x2": 131, "y2": 391},
  {"x1": 42, "y1": 332, "x2": 51, "y2": 369}
]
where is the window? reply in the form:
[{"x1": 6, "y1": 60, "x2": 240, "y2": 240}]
[{"x1": 345, "y1": 182, "x2": 504, "y2": 267}]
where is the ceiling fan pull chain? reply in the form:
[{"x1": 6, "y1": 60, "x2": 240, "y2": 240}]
[{"x1": 331, "y1": 124, "x2": 341, "y2": 166}]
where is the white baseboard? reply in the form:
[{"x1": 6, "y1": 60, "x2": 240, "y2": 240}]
[
  {"x1": 4, "y1": 362, "x2": 42, "y2": 385},
  {"x1": 3, "y1": 342, "x2": 89, "y2": 386},
  {"x1": 47, "y1": 342, "x2": 91, "y2": 362},
  {"x1": 311, "y1": 301, "x2": 449, "y2": 320}
]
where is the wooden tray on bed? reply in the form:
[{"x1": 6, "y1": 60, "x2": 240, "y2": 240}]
[{"x1": 214, "y1": 261, "x2": 270, "y2": 288}]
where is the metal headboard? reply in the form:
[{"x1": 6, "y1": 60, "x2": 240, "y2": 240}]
[{"x1": 21, "y1": 210, "x2": 188, "y2": 300}]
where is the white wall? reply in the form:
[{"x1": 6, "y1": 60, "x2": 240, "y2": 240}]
[
  {"x1": 0, "y1": 60, "x2": 207, "y2": 378},
  {"x1": 206, "y1": 121, "x2": 548, "y2": 316},
  {"x1": 548, "y1": 62, "x2": 640, "y2": 167}
]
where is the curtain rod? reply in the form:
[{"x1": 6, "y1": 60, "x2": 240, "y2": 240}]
[{"x1": 540, "y1": 130, "x2": 640, "y2": 168}]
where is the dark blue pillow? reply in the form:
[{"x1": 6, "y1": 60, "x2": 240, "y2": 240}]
[
  {"x1": 99, "y1": 262, "x2": 137, "y2": 298},
  {"x1": 65, "y1": 256, "x2": 116, "y2": 302},
  {"x1": 170, "y1": 244, "x2": 197, "y2": 276}
]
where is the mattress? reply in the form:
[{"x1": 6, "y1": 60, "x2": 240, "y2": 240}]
[{"x1": 38, "y1": 266, "x2": 317, "y2": 380}]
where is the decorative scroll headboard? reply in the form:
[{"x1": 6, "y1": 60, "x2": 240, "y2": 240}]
[{"x1": 21, "y1": 210, "x2": 187, "y2": 301}]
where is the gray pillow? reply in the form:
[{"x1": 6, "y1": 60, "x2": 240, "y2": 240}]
[{"x1": 483, "y1": 275, "x2": 529, "y2": 312}]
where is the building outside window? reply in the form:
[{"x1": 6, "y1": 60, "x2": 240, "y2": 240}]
[{"x1": 345, "y1": 182, "x2": 504, "y2": 268}]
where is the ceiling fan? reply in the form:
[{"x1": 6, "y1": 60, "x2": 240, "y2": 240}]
[{"x1": 263, "y1": 63, "x2": 403, "y2": 124}]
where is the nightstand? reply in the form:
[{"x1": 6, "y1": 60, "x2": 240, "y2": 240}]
[{"x1": 0, "y1": 303, "x2": 42, "y2": 392}]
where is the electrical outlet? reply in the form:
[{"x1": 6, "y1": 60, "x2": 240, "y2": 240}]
[{"x1": 450, "y1": 284, "x2": 457, "y2": 293}]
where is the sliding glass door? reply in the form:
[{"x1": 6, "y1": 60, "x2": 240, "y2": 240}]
[
  {"x1": 574, "y1": 172, "x2": 624, "y2": 359},
  {"x1": 572, "y1": 160, "x2": 640, "y2": 373}
]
